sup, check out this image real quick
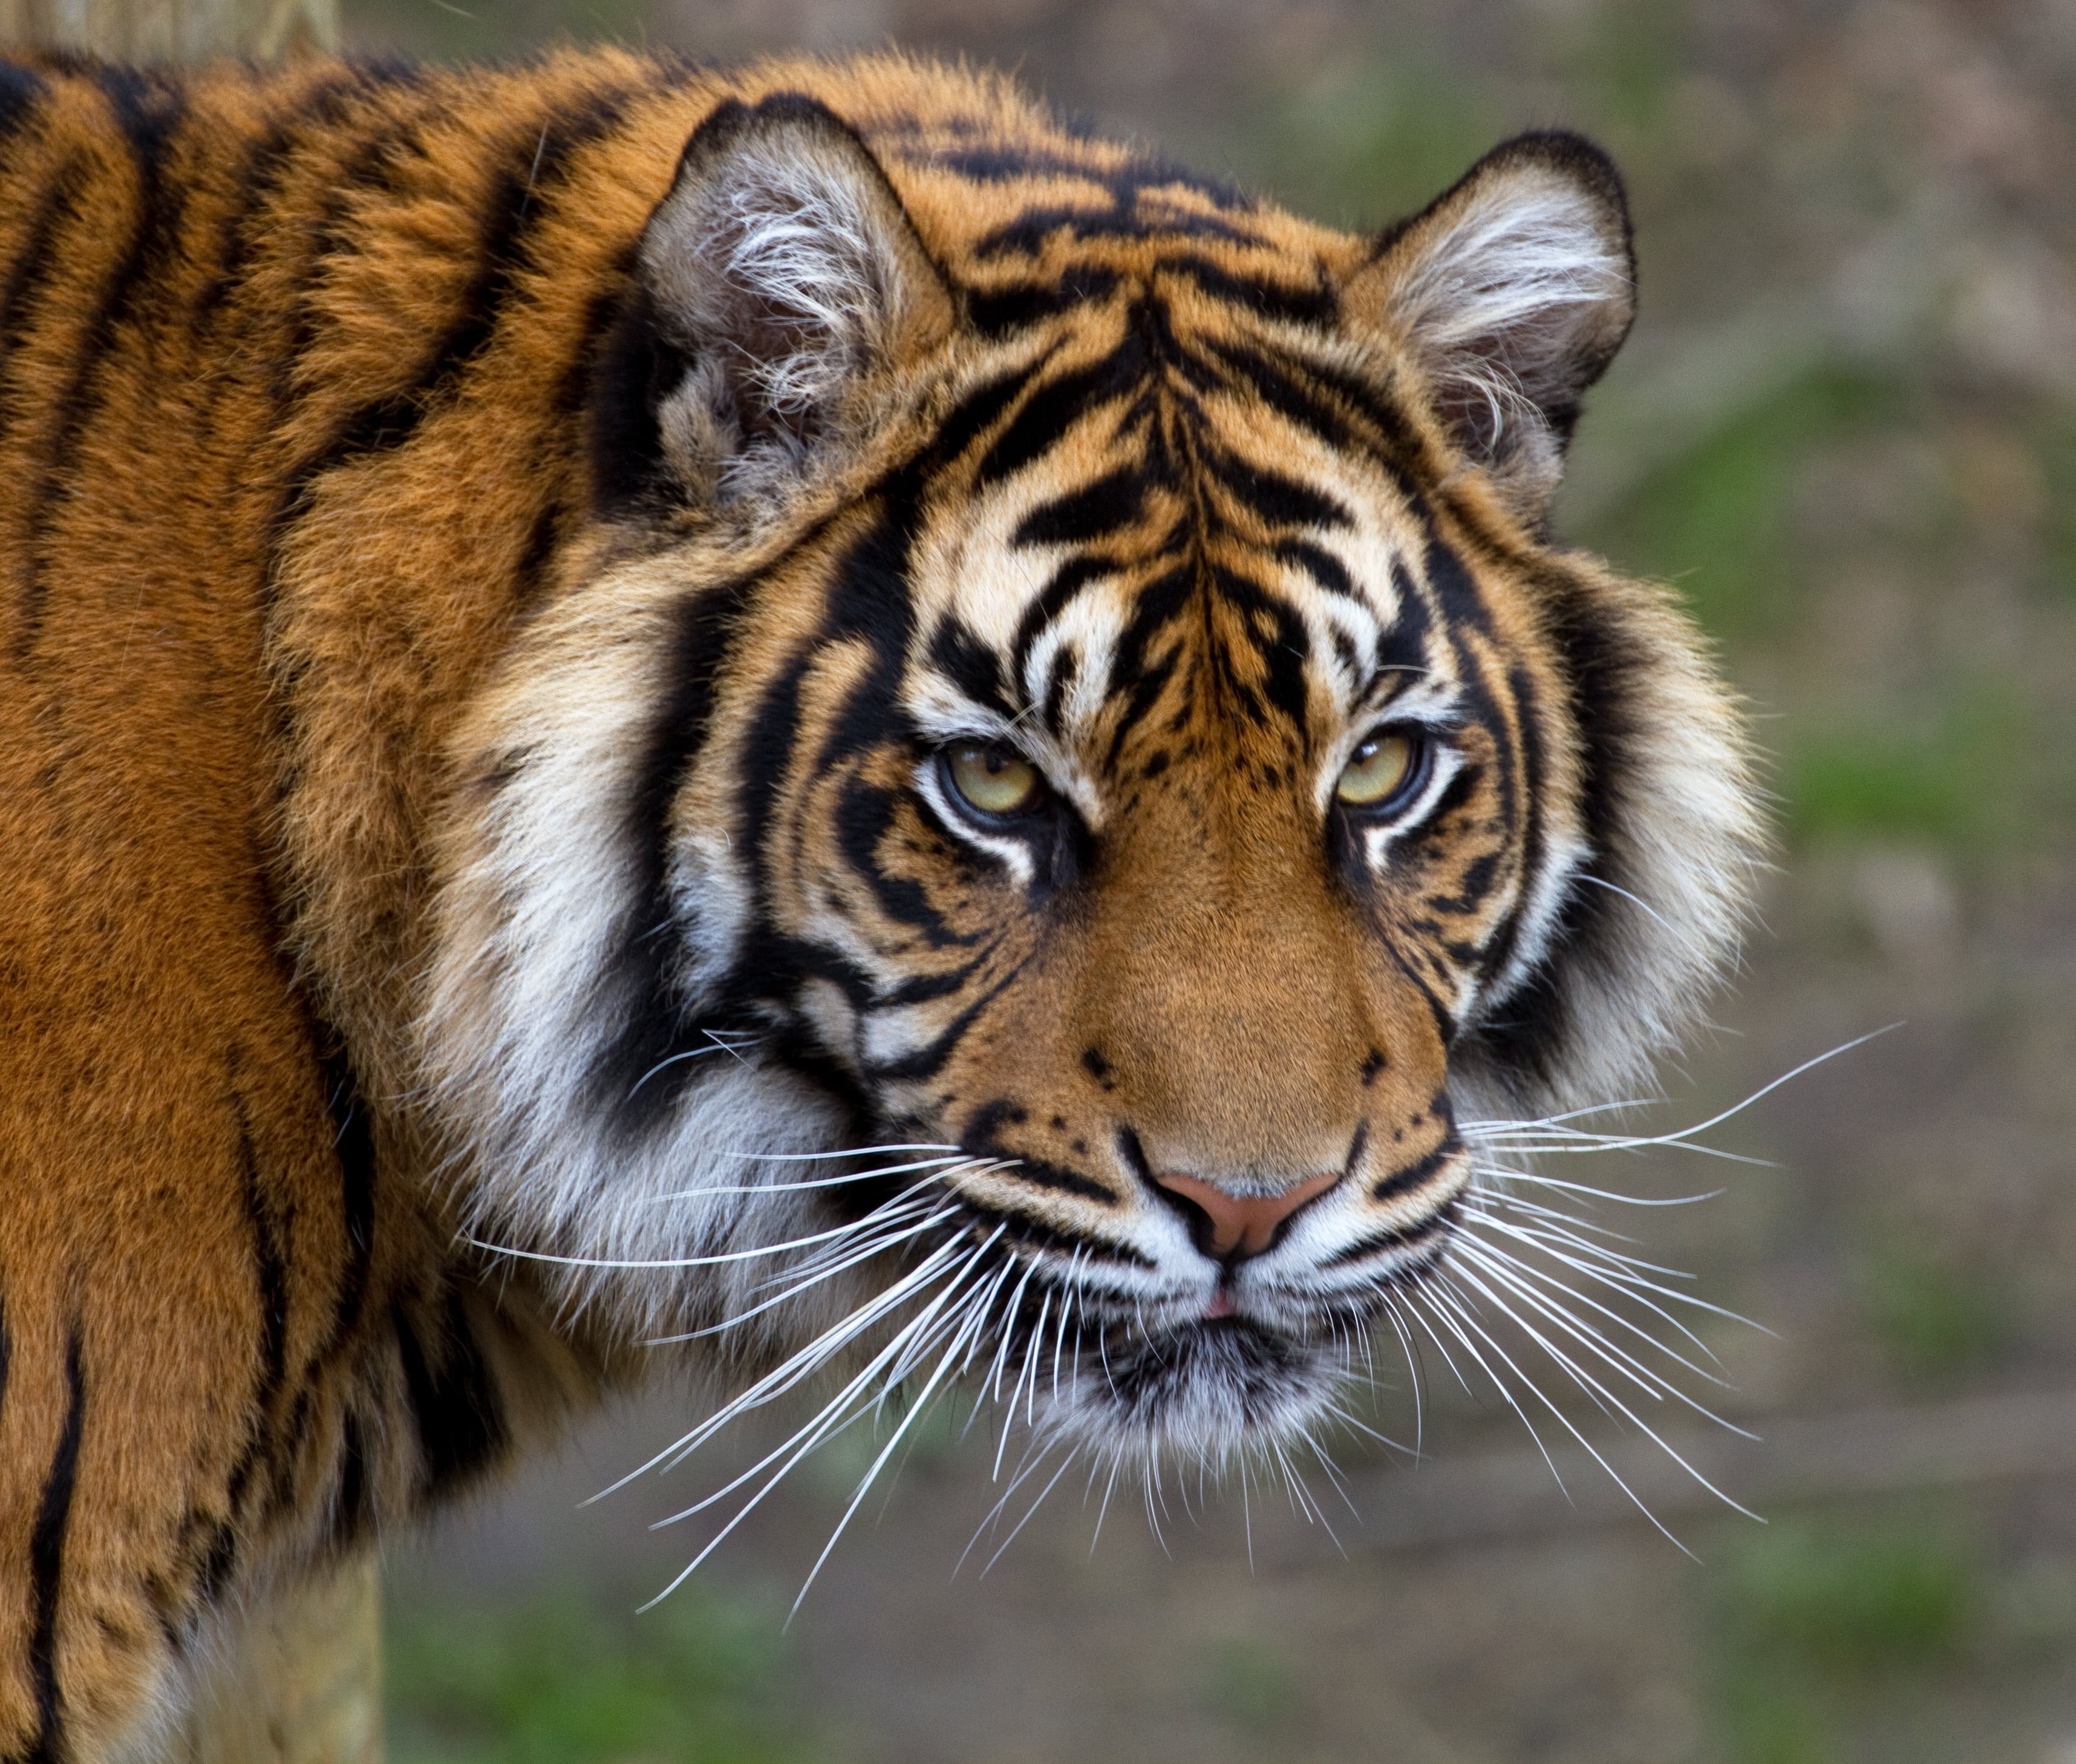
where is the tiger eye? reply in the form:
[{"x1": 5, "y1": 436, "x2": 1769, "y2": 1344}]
[
  {"x1": 946, "y1": 743, "x2": 1043, "y2": 816},
  {"x1": 1335, "y1": 731, "x2": 1416, "y2": 808}
]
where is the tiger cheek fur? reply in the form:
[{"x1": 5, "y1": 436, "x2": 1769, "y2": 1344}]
[{"x1": 0, "y1": 48, "x2": 1761, "y2": 1761}]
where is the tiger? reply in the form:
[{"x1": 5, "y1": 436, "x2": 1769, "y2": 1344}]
[{"x1": 0, "y1": 42, "x2": 1762, "y2": 1761}]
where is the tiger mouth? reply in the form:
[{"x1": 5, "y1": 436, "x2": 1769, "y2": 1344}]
[
  {"x1": 919, "y1": 1201, "x2": 1463, "y2": 1451},
  {"x1": 1033, "y1": 1311, "x2": 1359, "y2": 1451}
]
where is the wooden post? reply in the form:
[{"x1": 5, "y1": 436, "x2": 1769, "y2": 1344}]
[
  {"x1": 0, "y1": 0, "x2": 336, "y2": 59},
  {"x1": 1, "y1": 1, "x2": 375, "y2": 1747},
  {"x1": 182, "y1": 1557, "x2": 385, "y2": 1764}
]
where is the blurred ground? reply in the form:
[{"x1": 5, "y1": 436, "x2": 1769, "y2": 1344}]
[{"x1": 347, "y1": 0, "x2": 2076, "y2": 1758}]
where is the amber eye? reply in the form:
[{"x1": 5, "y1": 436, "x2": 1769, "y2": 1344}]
[
  {"x1": 944, "y1": 743, "x2": 1045, "y2": 817},
  {"x1": 1335, "y1": 730, "x2": 1418, "y2": 808}
]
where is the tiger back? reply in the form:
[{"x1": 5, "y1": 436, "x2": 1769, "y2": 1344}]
[{"x1": 0, "y1": 49, "x2": 1760, "y2": 1761}]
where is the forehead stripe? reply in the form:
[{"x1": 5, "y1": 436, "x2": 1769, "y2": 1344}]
[
  {"x1": 1200, "y1": 448, "x2": 1353, "y2": 532},
  {"x1": 1011, "y1": 554, "x2": 1113, "y2": 689},
  {"x1": 1012, "y1": 466, "x2": 1148, "y2": 549},
  {"x1": 976, "y1": 345, "x2": 1144, "y2": 485}
]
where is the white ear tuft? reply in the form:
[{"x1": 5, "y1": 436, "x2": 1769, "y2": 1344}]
[
  {"x1": 1347, "y1": 133, "x2": 1635, "y2": 520},
  {"x1": 630, "y1": 94, "x2": 954, "y2": 512}
]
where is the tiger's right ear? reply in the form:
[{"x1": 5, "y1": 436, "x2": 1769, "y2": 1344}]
[
  {"x1": 590, "y1": 94, "x2": 956, "y2": 518},
  {"x1": 1341, "y1": 132, "x2": 1634, "y2": 525}
]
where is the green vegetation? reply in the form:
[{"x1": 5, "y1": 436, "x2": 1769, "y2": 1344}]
[
  {"x1": 386, "y1": 1583, "x2": 811, "y2": 1764},
  {"x1": 1856, "y1": 1243, "x2": 2011, "y2": 1383},
  {"x1": 1784, "y1": 680, "x2": 2033, "y2": 854},
  {"x1": 1707, "y1": 1515, "x2": 1980, "y2": 1764},
  {"x1": 1198, "y1": 1638, "x2": 1302, "y2": 1733},
  {"x1": 1249, "y1": 60, "x2": 1505, "y2": 229},
  {"x1": 1585, "y1": 368, "x2": 1898, "y2": 645}
]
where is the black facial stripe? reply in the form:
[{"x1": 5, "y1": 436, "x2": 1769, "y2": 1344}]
[
  {"x1": 925, "y1": 345, "x2": 1067, "y2": 472},
  {"x1": 834, "y1": 779, "x2": 980, "y2": 950},
  {"x1": 1274, "y1": 537, "x2": 1357, "y2": 600},
  {"x1": 811, "y1": 511, "x2": 925, "y2": 776},
  {"x1": 1460, "y1": 558, "x2": 1647, "y2": 1089},
  {"x1": 861, "y1": 960, "x2": 1027, "y2": 1085},
  {"x1": 962, "y1": 1100, "x2": 1127, "y2": 1208},
  {"x1": 584, "y1": 569, "x2": 763, "y2": 1138},
  {"x1": 1379, "y1": 935, "x2": 1460, "y2": 1049},
  {"x1": 1013, "y1": 465, "x2": 1149, "y2": 549},
  {"x1": 1157, "y1": 253, "x2": 1337, "y2": 328},
  {"x1": 1201, "y1": 336, "x2": 1353, "y2": 450},
  {"x1": 1010, "y1": 552, "x2": 1112, "y2": 694},
  {"x1": 952, "y1": 1200, "x2": 1154, "y2": 1269},
  {"x1": 1379, "y1": 558, "x2": 1435, "y2": 682},
  {"x1": 1040, "y1": 642, "x2": 1079, "y2": 737},
  {"x1": 1201, "y1": 445, "x2": 1353, "y2": 532},
  {"x1": 1420, "y1": 531, "x2": 1497, "y2": 637},
  {"x1": 1469, "y1": 661, "x2": 1552, "y2": 992},
  {"x1": 977, "y1": 342, "x2": 1145, "y2": 486},
  {"x1": 1207, "y1": 562, "x2": 1310, "y2": 733},
  {"x1": 925, "y1": 616, "x2": 1014, "y2": 719},
  {"x1": 973, "y1": 200, "x2": 1263, "y2": 259},
  {"x1": 1320, "y1": 1194, "x2": 1463, "y2": 1270},
  {"x1": 898, "y1": 141, "x2": 1252, "y2": 211},
  {"x1": 966, "y1": 264, "x2": 1121, "y2": 336},
  {"x1": 1370, "y1": 1137, "x2": 1463, "y2": 1203},
  {"x1": 1101, "y1": 563, "x2": 1192, "y2": 767},
  {"x1": 877, "y1": 955, "x2": 991, "y2": 1008},
  {"x1": 1422, "y1": 849, "x2": 1504, "y2": 918},
  {"x1": 1301, "y1": 351, "x2": 1425, "y2": 457}
]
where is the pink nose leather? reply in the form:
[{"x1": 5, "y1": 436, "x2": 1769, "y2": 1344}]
[{"x1": 1153, "y1": 1169, "x2": 1343, "y2": 1258}]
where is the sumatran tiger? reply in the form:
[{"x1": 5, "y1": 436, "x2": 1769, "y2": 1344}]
[{"x1": 0, "y1": 44, "x2": 1762, "y2": 1760}]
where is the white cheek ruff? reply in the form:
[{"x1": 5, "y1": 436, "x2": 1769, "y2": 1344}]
[{"x1": 420, "y1": 588, "x2": 857, "y2": 1342}]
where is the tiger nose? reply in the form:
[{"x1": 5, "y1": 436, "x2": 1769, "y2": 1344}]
[{"x1": 1153, "y1": 1169, "x2": 1343, "y2": 1258}]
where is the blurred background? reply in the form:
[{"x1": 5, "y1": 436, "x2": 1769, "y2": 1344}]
[{"x1": 340, "y1": 1, "x2": 2076, "y2": 1759}]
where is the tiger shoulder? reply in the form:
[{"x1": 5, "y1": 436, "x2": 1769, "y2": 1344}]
[{"x1": 0, "y1": 47, "x2": 1761, "y2": 1762}]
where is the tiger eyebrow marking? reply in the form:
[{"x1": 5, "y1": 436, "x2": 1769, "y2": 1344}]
[
  {"x1": 1200, "y1": 446, "x2": 1354, "y2": 532},
  {"x1": 1011, "y1": 466, "x2": 1148, "y2": 549}
]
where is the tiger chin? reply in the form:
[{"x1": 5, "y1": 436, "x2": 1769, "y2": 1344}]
[{"x1": 0, "y1": 44, "x2": 1760, "y2": 1761}]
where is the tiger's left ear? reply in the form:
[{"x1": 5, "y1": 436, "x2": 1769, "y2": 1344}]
[
  {"x1": 595, "y1": 93, "x2": 956, "y2": 517},
  {"x1": 1343, "y1": 132, "x2": 1634, "y2": 523}
]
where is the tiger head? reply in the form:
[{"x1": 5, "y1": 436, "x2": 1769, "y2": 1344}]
[{"x1": 423, "y1": 83, "x2": 1761, "y2": 1469}]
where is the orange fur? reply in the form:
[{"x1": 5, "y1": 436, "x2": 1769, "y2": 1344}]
[{"x1": 0, "y1": 50, "x2": 1760, "y2": 1759}]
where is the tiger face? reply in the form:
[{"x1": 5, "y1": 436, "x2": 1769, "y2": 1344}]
[{"x1": 425, "y1": 88, "x2": 1760, "y2": 1471}]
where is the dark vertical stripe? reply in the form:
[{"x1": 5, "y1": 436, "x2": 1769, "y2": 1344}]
[
  {"x1": 14, "y1": 71, "x2": 188, "y2": 662},
  {"x1": 25, "y1": 1331, "x2": 85, "y2": 1760},
  {"x1": 323, "y1": 1050, "x2": 376, "y2": 1351},
  {"x1": 186, "y1": 69, "x2": 378, "y2": 335},
  {"x1": 331, "y1": 1410, "x2": 371, "y2": 1550},
  {"x1": 227, "y1": 1114, "x2": 293, "y2": 1535},
  {"x1": 0, "y1": 61, "x2": 47, "y2": 149},
  {"x1": 240, "y1": 1129, "x2": 290, "y2": 1423},
  {"x1": 0, "y1": 157, "x2": 88, "y2": 404},
  {"x1": 582, "y1": 566, "x2": 764, "y2": 1132},
  {"x1": 0, "y1": 1295, "x2": 8, "y2": 1418},
  {"x1": 392, "y1": 1288, "x2": 506, "y2": 1499},
  {"x1": 270, "y1": 79, "x2": 647, "y2": 561}
]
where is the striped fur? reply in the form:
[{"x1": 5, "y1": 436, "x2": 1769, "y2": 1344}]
[{"x1": 0, "y1": 49, "x2": 1761, "y2": 1759}]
